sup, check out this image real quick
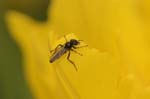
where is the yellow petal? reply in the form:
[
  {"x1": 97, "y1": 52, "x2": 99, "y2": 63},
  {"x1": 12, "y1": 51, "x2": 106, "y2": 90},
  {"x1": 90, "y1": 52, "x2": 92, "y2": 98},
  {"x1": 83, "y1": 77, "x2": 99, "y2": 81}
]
[
  {"x1": 49, "y1": 33, "x2": 120, "y2": 99},
  {"x1": 5, "y1": 0, "x2": 150, "y2": 98},
  {"x1": 49, "y1": 0, "x2": 120, "y2": 56},
  {"x1": 49, "y1": 0, "x2": 150, "y2": 98}
]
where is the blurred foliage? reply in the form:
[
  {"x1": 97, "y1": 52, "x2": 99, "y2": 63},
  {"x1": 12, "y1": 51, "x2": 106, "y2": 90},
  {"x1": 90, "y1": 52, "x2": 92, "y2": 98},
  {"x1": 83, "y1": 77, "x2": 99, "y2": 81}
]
[
  {"x1": 0, "y1": 0, "x2": 49, "y2": 99},
  {"x1": 0, "y1": 0, "x2": 50, "y2": 20}
]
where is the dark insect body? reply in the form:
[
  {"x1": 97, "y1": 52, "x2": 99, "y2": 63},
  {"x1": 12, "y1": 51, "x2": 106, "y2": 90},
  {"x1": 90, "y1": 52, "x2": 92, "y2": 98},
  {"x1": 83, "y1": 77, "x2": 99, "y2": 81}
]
[{"x1": 49, "y1": 35, "x2": 87, "y2": 71}]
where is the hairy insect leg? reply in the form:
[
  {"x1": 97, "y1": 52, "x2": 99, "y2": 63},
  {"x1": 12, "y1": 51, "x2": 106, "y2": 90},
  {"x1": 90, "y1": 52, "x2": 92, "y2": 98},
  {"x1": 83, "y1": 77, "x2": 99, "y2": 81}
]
[
  {"x1": 71, "y1": 49, "x2": 83, "y2": 56},
  {"x1": 50, "y1": 44, "x2": 63, "y2": 53},
  {"x1": 67, "y1": 51, "x2": 78, "y2": 71}
]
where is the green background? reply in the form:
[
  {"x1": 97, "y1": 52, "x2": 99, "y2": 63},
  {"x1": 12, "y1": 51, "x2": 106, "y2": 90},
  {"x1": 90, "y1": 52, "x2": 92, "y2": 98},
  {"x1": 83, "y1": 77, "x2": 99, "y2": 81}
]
[{"x1": 0, "y1": 0, "x2": 49, "y2": 99}]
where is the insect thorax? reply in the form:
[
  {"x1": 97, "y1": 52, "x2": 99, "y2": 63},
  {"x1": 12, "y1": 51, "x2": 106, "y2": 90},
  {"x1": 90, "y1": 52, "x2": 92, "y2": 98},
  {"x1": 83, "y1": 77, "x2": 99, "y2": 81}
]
[{"x1": 64, "y1": 42, "x2": 72, "y2": 49}]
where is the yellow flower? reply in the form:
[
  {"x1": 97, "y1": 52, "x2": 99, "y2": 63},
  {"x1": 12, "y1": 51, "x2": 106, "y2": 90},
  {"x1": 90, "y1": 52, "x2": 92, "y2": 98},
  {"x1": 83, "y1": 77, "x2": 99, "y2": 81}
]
[{"x1": 5, "y1": 0, "x2": 150, "y2": 99}]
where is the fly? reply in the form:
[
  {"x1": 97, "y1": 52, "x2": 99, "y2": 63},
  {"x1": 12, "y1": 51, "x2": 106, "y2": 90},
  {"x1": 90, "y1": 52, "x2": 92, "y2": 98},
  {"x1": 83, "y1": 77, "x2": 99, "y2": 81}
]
[{"x1": 49, "y1": 35, "x2": 87, "y2": 71}]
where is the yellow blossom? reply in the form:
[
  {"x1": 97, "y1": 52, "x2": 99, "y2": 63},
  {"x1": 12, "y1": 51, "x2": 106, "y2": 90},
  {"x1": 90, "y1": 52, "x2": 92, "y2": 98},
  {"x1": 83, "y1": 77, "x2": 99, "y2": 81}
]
[{"x1": 5, "y1": 0, "x2": 150, "y2": 99}]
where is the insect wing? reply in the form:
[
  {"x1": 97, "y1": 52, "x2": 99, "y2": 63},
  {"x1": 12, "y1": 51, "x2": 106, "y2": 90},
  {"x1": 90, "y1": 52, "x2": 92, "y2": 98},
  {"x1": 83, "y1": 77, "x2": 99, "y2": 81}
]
[{"x1": 50, "y1": 47, "x2": 67, "y2": 63}]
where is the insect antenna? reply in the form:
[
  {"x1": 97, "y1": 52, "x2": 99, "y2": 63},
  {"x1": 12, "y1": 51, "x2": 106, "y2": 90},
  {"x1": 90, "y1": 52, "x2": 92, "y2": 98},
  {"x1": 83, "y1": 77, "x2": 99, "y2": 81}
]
[
  {"x1": 64, "y1": 35, "x2": 68, "y2": 42},
  {"x1": 78, "y1": 40, "x2": 83, "y2": 42}
]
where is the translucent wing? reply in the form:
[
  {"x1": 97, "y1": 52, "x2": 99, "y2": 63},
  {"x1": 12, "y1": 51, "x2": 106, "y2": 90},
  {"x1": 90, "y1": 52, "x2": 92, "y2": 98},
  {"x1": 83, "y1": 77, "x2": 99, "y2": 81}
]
[{"x1": 50, "y1": 47, "x2": 67, "y2": 63}]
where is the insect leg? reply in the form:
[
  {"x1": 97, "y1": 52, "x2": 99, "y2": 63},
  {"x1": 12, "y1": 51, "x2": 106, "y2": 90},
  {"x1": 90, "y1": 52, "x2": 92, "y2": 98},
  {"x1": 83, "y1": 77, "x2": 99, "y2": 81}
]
[
  {"x1": 50, "y1": 44, "x2": 63, "y2": 53},
  {"x1": 67, "y1": 51, "x2": 78, "y2": 71},
  {"x1": 71, "y1": 49, "x2": 83, "y2": 56}
]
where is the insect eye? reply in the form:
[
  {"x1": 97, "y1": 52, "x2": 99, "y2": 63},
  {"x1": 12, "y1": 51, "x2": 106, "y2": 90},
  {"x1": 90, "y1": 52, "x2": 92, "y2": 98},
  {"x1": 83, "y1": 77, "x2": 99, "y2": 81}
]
[
  {"x1": 70, "y1": 39, "x2": 79, "y2": 45},
  {"x1": 74, "y1": 41, "x2": 79, "y2": 45}
]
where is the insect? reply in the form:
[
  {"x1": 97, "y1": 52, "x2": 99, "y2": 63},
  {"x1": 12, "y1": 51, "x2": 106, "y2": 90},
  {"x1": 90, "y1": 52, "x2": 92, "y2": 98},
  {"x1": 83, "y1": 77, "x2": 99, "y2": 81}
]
[{"x1": 49, "y1": 35, "x2": 87, "y2": 71}]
